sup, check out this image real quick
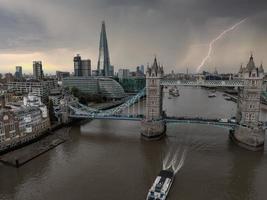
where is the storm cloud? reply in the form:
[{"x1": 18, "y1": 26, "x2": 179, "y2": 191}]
[{"x1": 0, "y1": 0, "x2": 266, "y2": 73}]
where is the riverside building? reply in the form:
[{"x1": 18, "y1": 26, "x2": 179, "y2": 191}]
[{"x1": 0, "y1": 94, "x2": 50, "y2": 152}]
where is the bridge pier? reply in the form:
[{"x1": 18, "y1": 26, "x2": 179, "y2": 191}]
[
  {"x1": 230, "y1": 126, "x2": 265, "y2": 151},
  {"x1": 141, "y1": 120, "x2": 166, "y2": 140}
]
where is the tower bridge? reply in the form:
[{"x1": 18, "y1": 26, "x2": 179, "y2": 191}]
[{"x1": 63, "y1": 55, "x2": 265, "y2": 151}]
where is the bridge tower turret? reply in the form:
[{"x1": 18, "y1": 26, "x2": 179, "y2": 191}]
[
  {"x1": 232, "y1": 54, "x2": 265, "y2": 150},
  {"x1": 141, "y1": 57, "x2": 166, "y2": 139}
]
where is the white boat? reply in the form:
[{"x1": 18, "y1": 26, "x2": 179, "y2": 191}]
[
  {"x1": 224, "y1": 96, "x2": 231, "y2": 101},
  {"x1": 208, "y1": 93, "x2": 216, "y2": 98},
  {"x1": 146, "y1": 169, "x2": 174, "y2": 200},
  {"x1": 169, "y1": 87, "x2": 179, "y2": 97}
]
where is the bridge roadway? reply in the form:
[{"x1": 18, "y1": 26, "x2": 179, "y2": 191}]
[
  {"x1": 161, "y1": 79, "x2": 244, "y2": 87},
  {"x1": 69, "y1": 114, "x2": 238, "y2": 129}
]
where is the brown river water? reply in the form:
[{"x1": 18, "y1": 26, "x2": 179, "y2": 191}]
[{"x1": 1, "y1": 87, "x2": 267, "y2": 200}]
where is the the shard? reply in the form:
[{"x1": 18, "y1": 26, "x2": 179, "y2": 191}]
[{"x1": 97, "y1": 21, "x2": 111, "y2": 76}]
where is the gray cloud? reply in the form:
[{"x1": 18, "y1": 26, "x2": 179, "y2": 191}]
[
  {"x1": 0, "y1": 7, "x2": 47, "y2": 51},
  {"x1": 0, "y1": 0, "x2": 266, "y2": 73}
]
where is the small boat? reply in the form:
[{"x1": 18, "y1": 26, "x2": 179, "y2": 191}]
[
  {"x1": 208, "y1": 93, "x2": 216, "y2": 98},
  {"x1": 146, "y1": 169, "x2": 175, "y2": 200},
  {"x1": 224, "y1": 96, "x2": 231, "y2": 101},
  {"x1": 169, "y1": 87, "x2": 179, "y2": 97}
]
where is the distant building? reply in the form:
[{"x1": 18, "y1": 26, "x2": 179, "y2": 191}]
[
  {"x1": 109, "y1": 65, "x2": 114, "y2": 77},
  {"x1": 63, "y1": 77, "x2": 99, "y2": 95},
  {"x1": 7, "y1": 79, "x2": 57, "y2": 103},
  {"x1": 117, "y1": 67, "x2": 145, "y2": 92},
  {"x1": 56, "y1": 71, "x2": 70, "y2": 81},
  {"x1": 140, "y1": 65, "x2": 145, "y2": 74},
  {"x1": 5, "y1": 73, "x2": 14, "y2": 82},
  {"x1": 98, "y1": 78, "x2": 125, "y2": 99},
  {"x1": 63, "y1": 77, "x2": 125, "y2": 100},
  {"x1": 118, "y1": 77, "x2": 145, "y2": 93},
  {"x1": 118, "y1": 69, "x2": 130, "y2": 80},
  {"x1": 74, "y1": 54, "x2": 81, "y2": 76},
  {"x1": 81, "y1": 59, "x2": 91, "y2": 76},
  {"x1": 14, "y1": 66, "x2": 23, "y2": 79},
  {"x1": 74, "y1": 54, "x2": 91, "y2": 77},
  {"x1": 136, "y1": 65, "x2": 145, "y2": 76},
  {"x1": 136, "y1": 66, "x2": 140, "y2": 73},
  {"x1": 97, "y1": 21, "x2": 112, "y2": 76},
  {"x1": 48, "y1": 88, "x2": 63, "y2": 106},
  {"x1": 136, "y1": 66, "x2": 145, "y2": 77},
  {"x1": 91, "y1": 70, "x2": 98, "y2": 76},
  {"x1": 33, "y1": 61, "x2": 44, "y2": 80}
]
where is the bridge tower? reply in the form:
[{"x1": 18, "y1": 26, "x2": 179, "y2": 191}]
[
  {"x1": 141, "y1": 57, "x2": 166, "y2": 139},
  {"x1": 232, "y1": 54, "x2": 265, "y2": 150}
]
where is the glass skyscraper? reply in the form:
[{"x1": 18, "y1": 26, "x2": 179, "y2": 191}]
[{"x1": 97, "y1": 21, "x2": 111, "y2": 77}]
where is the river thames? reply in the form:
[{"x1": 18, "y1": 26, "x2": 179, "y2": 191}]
[{"x1": 1, "y1": 87, "x2": 267, "y2": 200}]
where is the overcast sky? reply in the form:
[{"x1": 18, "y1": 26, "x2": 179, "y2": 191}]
[{"x1": 0, "y1": 0, "x2": 266, "y2": 74}]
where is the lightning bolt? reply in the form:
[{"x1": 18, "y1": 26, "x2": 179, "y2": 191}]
[{"x1": 196, "y1": 18, "x2": 247, "y2": 73}]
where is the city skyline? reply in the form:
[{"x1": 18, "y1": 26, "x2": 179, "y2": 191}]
[{"x1": 0, "y1": 0, "x2": 267, "y2": 74}]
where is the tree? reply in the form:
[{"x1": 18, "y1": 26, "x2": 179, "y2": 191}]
[
  {"x1": 71, "y1": 87, "x2": 80, "y2": 97},
  {"x1": 48, "y1": 99, "x2": 57, "y2": 124},
  {"x1": 79, "y1": 96, "x2": 87, "y2": 105}
]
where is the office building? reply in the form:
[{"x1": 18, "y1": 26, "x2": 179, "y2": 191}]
[
  {"x1": 33, "y1": 61, "x2": 44, "y2": 80},
  {"x1": 15, "y1": 66, "x2": 23, "y2": 79},
  {"x1": 118, "y1": 69, "x2": 130, "y2": 80},
  {"x1": 56, "y1": 71, "x2": 70, "y2": 81},
  {"x1": 74, "y1": 54, "x2": 91, "y2": 77},
  {"x1": 63, "y1": 77, "x2": 125, "y2": 100},
  {"x1": 109, "y1": 65, "x2": 114, "y2": 77},
  {"x1": 140, "y1": 65, "x2": 145, "y2": 74}
]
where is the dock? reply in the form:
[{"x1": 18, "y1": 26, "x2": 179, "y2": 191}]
[{"x1": 0, "y1": 127, "x2": 70, "y2": 167}]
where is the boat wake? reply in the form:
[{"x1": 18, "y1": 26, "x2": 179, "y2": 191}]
[{"x1": 162, "y1": 144, "x2": 187, "y2": 174}]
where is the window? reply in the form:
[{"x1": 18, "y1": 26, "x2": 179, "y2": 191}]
[
  {"x1": 0, "y1": 135, "x2": 5, "y2": 143},
  {"x1": 10, "y1": 124, "x2": 15, "y2": 132},
  {"x1": 249, "y1": 104, "x2": 255, "y2": 109},
  {"x1": 251, "y1": 80, "x2": 257, "y2": 86}
]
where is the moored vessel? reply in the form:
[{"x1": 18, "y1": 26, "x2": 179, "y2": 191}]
[
  {"x1": 169, "y1": 87, "x2": 179, "y2": 97},
  {"x1": 208, "y1": 93, "x2": 216, "y2": 98},
  {"x1": 224, "y1": 96, "x2": 231, "y2": 101}
]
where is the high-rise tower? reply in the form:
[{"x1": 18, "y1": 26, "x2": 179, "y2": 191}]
[
  {"x1": 97, "y1": 21, "x2": 111, "y2": 76},
  {"x1": 33, "y1": 61, "x2": 44, "y2": 80},
  {"x1": 15, "y1": 66, "x2": 23, "y2": 79},
  {"x1": 74, "y1": 54, "x2": 91, "y2": 77}
]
